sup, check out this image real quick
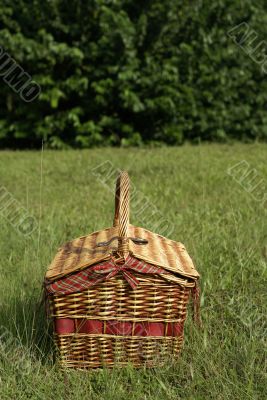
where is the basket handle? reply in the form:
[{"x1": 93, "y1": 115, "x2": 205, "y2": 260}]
[{"x1": 113, "y1": 171, "x2": 130, "y2": 256}]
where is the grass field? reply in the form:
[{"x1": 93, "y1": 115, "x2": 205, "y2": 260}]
[{"x1": 0, "y1": 144, "x2": 266, "y2": 399}]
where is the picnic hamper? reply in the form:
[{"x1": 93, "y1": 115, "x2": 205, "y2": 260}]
[{"x1": 44, "y1": 171, "x2": 200, "y2": 369}]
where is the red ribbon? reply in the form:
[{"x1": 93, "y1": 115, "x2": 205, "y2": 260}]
[
  {"x1": 55, "y1": 318, "x2": 184, "y2": 337},
  {"x1": 90, "y1": 257, "x2": 141, "y2": 289},
  {"x1": 46, "y1": 255, "x2": 167, "y2": 295}
]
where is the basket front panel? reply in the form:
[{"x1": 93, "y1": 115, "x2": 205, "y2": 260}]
[
  {"x1": 50, "y1": 276, "x2": 190, "y2": 321},
  {"x1": 49, "y1": 273, "x2": 191, "y2": 368}
]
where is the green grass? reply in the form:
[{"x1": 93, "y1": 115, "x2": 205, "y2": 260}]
[{"x1": 0, "y1": 144, "x2": 266, "y2": 399}]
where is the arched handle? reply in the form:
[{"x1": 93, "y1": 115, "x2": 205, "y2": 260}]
[{"x1": 113, "y1": 171, "x2": 130, "y2": 256}]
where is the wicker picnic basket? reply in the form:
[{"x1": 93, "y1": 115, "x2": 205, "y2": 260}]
[{"x1": 44, "y1": 171, "x2": 200, "y2": 369}]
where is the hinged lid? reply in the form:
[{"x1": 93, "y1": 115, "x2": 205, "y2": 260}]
[{"x1": 46, "y1": 171, "x2": 199, "y2": 282}]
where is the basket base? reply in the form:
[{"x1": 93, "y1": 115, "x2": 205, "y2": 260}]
[{"x1": 55, "y1": 334, "x2": 184, "y2": 369}]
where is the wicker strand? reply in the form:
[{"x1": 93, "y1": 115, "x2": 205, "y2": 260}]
[{"x1": 113, "y1": 171, "x2": 130, "y2": 256}]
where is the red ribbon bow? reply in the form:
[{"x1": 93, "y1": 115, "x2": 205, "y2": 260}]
[{"x1": 90, "y1": 256, "x2": 142, "y2": 289}]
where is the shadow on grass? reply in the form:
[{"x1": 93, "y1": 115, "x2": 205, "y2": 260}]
[{"x1": 0, "y1": 290, "x2": 54, "y2": 365}]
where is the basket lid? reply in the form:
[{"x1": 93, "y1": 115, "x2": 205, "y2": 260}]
[{"x1": 45, "y1": 171, "x2": 199, "y2": 281}]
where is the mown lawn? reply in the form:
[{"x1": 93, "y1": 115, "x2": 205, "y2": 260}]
[{"x1": 0, "y1": 144, "x2": 266, "y2": 400}]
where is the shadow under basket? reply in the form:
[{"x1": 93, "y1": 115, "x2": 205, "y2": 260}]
[{"x1": 45, "y1": 171, "x2": 200, "y2": 369}]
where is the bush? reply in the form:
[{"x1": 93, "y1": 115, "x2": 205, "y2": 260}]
[{"x1": 0, "y1": 0, "x2": 267, "y2": 148}]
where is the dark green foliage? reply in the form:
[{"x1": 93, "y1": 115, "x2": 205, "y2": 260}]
[{"x1": 0, "y1": 0, "x2": 267, "y2": 148}]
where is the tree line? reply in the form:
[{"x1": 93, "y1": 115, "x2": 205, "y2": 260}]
[{"x1": 0, "y1": 0, "x2": 266, "y2": 148}]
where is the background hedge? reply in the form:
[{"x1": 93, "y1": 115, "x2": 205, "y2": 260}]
[{"x1": 0, "y1": 0, "x2": 267, "y2": 148}]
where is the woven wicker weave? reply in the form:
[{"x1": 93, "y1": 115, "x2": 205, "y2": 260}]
[{"x1": 45, "y1": 171, "x2": 200, "y2": 369}]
